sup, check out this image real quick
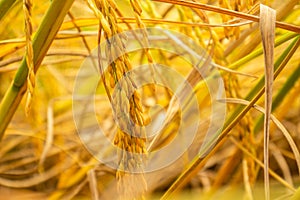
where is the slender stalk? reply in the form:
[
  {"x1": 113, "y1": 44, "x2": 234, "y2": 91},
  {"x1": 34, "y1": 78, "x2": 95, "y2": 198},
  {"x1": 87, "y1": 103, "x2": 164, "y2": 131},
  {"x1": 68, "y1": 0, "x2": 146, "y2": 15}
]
[
  {"x1": 153, "y1": 0, "x2": 300, "y2": 33},
  {"x1": 0, "y1": 0, "x2": 75, "y2": 141}
]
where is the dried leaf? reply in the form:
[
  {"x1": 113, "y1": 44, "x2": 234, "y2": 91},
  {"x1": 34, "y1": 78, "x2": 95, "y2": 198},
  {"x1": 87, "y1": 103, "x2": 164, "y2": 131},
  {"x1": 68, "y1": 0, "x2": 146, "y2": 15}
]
[{"x1": 260, "y1": 4, "x2": 276, "y2": 200}]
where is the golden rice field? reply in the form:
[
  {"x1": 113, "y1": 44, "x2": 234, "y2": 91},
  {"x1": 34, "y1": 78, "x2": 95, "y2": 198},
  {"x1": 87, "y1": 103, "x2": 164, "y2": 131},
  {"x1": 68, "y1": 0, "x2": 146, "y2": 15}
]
[{"x1": 0, "y1": 0, "x2": 299, "y2": 199}]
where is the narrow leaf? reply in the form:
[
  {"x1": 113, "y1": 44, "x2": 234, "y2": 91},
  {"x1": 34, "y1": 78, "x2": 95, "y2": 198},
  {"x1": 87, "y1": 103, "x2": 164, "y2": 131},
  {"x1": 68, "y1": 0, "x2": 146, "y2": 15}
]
[{"x1": 260, "y1": 4, "x2": 276, "y2": 200}]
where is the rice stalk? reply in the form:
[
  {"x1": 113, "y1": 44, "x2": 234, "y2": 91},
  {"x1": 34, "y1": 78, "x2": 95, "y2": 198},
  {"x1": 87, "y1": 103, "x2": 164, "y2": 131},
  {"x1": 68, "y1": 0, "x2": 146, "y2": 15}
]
[
  {"x1": 23, "y1": 0, "x2": 35, "y2": 115},
  {"x1": 118, "y1": 17, "x2": 253, "y2": 28},
  {"x1": 152, "y1": 0, "x2": 300, "y2": 33}
]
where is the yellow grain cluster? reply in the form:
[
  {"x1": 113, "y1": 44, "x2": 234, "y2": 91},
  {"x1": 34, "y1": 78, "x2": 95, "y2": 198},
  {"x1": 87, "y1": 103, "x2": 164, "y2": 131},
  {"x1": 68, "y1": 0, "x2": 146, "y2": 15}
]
[
  {"x1": 88, "y1": 0, "x2": 148, "y2": 198},
  {"x1": 218, "y1": 0, "x2": 256, "y2": 39},
  {"x1": 176, "y1": 6, "x2": 207, "y2": 47},
  {"x1": 23, "y1": 0, "x2": 35, "y2": 115}
]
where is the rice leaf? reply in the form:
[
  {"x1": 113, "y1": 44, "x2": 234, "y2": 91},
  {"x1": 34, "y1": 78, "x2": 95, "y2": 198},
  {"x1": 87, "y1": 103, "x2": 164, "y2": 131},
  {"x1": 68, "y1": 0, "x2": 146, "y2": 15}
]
[{"x1": 259, "y1": 4, "x2": 276, "y2": 200}]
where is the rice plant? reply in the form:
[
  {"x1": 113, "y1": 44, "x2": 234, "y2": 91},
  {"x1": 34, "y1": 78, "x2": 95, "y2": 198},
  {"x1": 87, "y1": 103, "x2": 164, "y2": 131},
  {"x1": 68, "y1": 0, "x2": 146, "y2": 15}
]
[{"x1": 0, "y1": 0, "x2": 299, "y2": 199}]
